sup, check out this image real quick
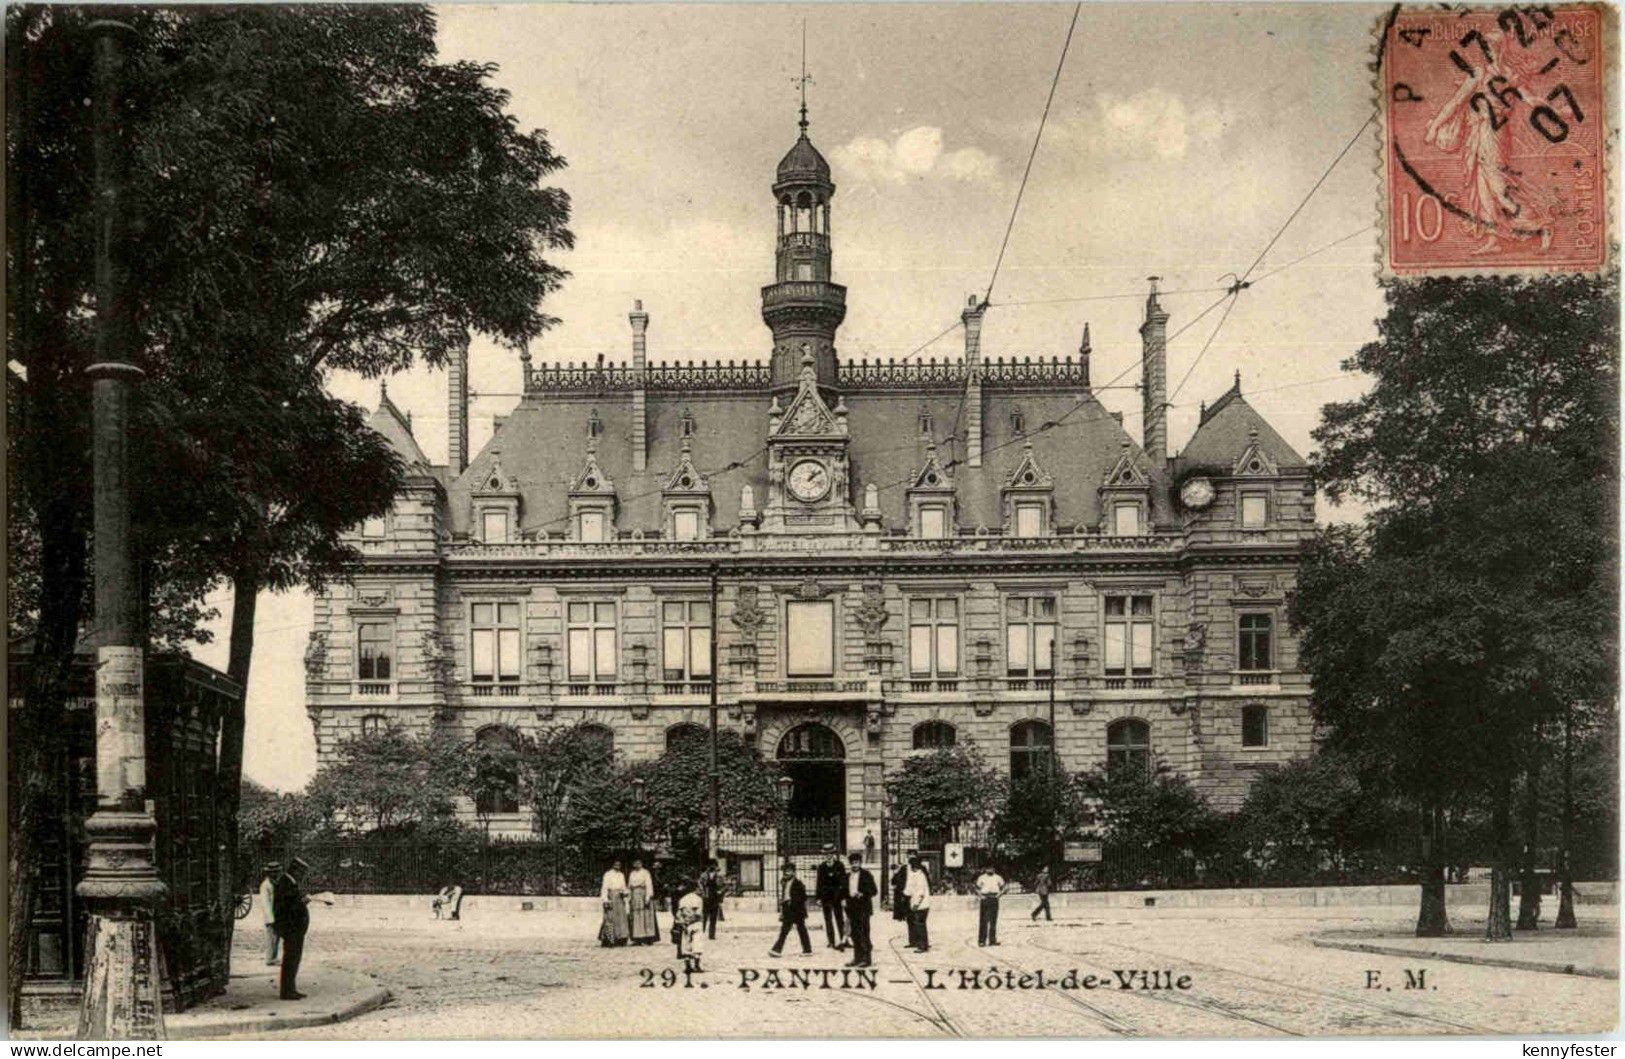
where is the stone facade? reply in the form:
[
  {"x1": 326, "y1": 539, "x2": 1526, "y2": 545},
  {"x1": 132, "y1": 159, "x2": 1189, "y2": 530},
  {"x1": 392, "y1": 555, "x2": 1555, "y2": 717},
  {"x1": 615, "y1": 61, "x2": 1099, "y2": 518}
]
[{"x1": 305, "y1": 115, "x2": 1318, "y2": 843}]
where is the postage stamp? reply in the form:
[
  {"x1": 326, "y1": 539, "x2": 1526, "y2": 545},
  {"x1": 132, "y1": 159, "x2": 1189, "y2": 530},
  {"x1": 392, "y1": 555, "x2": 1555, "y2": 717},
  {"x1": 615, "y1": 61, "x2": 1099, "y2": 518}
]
[{"x1": 1379, "y1": 4, "x2": 1612, "y2": 276}]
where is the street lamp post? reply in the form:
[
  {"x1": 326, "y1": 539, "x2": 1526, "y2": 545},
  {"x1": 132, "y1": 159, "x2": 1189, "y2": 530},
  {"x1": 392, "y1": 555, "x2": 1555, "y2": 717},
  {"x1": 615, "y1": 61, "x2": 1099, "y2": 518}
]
[
  {"x1": 77, "y1": 19, "x2": 167, "y2": 1041},
  {"x1": 1556, "y1": 705, "x2": 1577, "y2": 929},
  {"x1": 708, "y1": 563, "x2": 721, "y2": 867},
  {"x1": 631, "y1": 776, "x2": 647, "y2": 865},
  {"x1": 776, "y1": 774, "x2": 795, "y2": 876}
]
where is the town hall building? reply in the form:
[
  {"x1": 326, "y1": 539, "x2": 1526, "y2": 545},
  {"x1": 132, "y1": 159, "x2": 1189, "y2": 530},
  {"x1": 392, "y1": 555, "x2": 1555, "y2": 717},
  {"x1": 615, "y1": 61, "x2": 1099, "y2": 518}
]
[{"x1": 303, "y1": 107, "x2": 1317, "y2": 874}]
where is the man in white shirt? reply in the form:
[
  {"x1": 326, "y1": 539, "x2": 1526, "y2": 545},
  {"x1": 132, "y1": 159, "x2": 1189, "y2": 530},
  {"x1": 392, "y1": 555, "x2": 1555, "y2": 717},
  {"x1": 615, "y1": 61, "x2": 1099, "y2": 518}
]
[
  {"x1": 903, "y1": 854, "x2": 932, "y2": 953},
  {"x1": 259, "y1": 862, "x2": 280, "y2": 964},
  {"x1": 974, "y1": 864, "x2": 1007, "y2": 946}
]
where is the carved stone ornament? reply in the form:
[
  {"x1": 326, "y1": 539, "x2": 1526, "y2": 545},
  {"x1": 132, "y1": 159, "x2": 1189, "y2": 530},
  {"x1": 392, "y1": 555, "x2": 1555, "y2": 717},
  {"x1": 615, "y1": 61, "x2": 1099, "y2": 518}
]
[
  {"x1": 1239, "y1": 581, "x2": 1272, "y2": 598},
  {"x1": 1181, "y1": 623, "x2": 1207, "y2": 667},
  {"x1": 1069, "y1": 700, "x2": 1093, "y2": 716},
  {"x1": 303, "y1": 632, "x2": 329, "y2": 681},
  {"x1": 851, "y1": 586, "x2": 889, "y2": 635},
  {"x1": 731, "y1": 587, "x2": 768, "y2": 639},
  {"x1": 791, "y1": 578, "x2": 827, "y2": 600},
  {"x1": 974, "y1": 701, "x2": 995, "y2": 717}
]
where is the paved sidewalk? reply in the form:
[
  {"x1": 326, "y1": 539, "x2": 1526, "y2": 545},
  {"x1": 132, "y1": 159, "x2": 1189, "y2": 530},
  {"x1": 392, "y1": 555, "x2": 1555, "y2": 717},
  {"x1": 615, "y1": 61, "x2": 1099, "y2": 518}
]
[{"x1": 1314, "y1": 921, "x2": 1619, "y2": 980}]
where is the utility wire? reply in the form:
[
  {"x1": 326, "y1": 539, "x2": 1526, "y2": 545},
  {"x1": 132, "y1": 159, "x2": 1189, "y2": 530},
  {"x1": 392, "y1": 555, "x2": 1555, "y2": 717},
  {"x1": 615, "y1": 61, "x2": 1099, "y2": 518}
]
[{"x1": 982, "y1": 1, "x2": 1082, "y2": 308}]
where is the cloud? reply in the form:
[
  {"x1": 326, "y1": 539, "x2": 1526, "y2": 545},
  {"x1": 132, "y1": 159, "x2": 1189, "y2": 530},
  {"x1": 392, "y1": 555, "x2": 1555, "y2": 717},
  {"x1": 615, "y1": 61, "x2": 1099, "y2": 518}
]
[
  {"x1": 1087, "y1": 89, "x2": 1228, "y2": 160},
  {"x1": 831, "y1": 126, "x2": 1003, "y2": 185}
]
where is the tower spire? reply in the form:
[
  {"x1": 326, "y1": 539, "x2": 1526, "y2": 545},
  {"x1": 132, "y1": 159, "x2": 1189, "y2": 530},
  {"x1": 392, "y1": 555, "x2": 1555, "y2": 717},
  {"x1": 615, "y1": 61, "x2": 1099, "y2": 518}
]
[{"x1": 797, "y1": 19, "x2": 811, "y2": 134}]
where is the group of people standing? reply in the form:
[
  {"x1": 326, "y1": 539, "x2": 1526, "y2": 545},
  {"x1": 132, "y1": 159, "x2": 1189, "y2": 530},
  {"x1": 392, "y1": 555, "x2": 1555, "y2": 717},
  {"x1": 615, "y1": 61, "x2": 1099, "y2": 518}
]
[{"x1": 595, "y1": 848, "x2": 1059, "y2": 970}]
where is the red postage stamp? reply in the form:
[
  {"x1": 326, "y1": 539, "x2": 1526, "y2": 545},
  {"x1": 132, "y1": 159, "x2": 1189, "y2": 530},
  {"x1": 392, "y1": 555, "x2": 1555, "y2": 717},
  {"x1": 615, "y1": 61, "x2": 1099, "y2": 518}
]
[{"x1": 1380, "y1": 4, "x2": 1611, "y2": 276}]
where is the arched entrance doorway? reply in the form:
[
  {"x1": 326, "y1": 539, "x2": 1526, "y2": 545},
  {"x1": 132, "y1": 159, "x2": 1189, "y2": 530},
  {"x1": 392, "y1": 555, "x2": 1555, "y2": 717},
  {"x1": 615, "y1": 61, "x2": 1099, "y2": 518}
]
[{"x1": 776, "y1": 723, "x2": 845, "y2": 854}]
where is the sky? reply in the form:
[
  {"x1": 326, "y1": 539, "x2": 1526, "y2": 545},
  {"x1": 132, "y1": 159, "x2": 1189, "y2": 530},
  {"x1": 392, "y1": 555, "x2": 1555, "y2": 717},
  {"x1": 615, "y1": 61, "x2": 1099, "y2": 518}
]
[{"x1": 195, "y1": 1, "x2": 1391, "y2": 791}]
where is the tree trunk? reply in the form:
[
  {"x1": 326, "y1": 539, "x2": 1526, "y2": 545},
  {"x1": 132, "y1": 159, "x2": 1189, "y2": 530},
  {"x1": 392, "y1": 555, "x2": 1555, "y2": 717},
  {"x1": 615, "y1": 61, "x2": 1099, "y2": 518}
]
[
  {"x1": 1416, "y1": 802, "x2": 1451, "y2": 936},
  {"x1": 216, "y1": 568, "x2": 259, "y2": 966},
  {"x1": 1515, "y1": 747, "x2": 1543, "y2": 930},
  {"x1": 7, "y1": 496, "x2": 89, "y2": 1028},
  {"x1": 1556, "y1": 708, "x2": 1577, "y2": 929},
  {"x1": 1485, "y1": 782, "x2": 1514, "y2": 941}
]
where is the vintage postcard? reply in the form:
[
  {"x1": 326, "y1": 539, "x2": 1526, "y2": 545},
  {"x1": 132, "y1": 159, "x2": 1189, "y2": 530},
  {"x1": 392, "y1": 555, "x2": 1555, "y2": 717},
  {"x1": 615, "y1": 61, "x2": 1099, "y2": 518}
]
[{"x1": 6, "y1": 0, "x2": 1619, "y2": 1045}]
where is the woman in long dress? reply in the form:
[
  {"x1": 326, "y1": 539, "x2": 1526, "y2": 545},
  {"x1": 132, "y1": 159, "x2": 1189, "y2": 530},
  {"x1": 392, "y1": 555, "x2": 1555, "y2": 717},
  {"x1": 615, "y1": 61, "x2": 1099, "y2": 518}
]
[
  {"x1": 599, "y1": 859, "x2": 630, "y2": 947},
  {"x1": 627, "y1": 858, "x2": 659, "y2": 945}
]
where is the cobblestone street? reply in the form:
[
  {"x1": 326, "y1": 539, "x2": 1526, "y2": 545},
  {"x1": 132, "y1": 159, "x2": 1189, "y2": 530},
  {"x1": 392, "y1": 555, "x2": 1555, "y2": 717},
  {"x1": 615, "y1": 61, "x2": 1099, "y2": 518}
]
[{"x1": 242, "y1": 902, "x2": 1618, "y2": 1039}]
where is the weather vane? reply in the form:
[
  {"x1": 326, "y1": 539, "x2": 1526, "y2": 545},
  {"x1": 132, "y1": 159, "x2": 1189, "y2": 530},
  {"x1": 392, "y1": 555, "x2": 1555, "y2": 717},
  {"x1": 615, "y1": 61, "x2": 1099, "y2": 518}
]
[{"x1": 793, "y1": 18, "x2": 813, "y2": 133}]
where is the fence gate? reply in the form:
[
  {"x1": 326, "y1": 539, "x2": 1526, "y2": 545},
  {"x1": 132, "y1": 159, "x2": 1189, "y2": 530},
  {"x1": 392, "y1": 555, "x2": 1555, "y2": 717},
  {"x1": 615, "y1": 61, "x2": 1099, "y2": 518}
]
[{"x1": 778, "y1": 816, "x2": 842, "y2": 857}]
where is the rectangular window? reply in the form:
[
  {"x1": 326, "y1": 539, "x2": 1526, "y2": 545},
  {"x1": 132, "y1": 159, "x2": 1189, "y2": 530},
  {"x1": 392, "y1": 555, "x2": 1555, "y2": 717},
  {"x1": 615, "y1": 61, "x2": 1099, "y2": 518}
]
[
  {"x1": 567, "y1": 601, "x2": 617, "y2": 681},
  {"x1": 578, "y1": 510, "x2": 607, "y2": 543},
  {"x1": 672, "y1": 509, "x2": 702, "y2": 541},
  {"x1": 919, "y1": 505, "x2": 948, "y2": 539},
  {"x1": 1241, "y1": 494, "x2": 1268, "y2": 528},
  {"x1": 361, "y1": 516, "x2": 387, "y2": 539},
  {"x1": 908, "y1": 598, "x2": 959, "y2": 677},
  {"x1": 482, "y1": 510, "x2": 509, "y2": 544},
  {"x1": 1015, "y1": 502, "x2": 1045, "y2": 538},
  {"x1": 1005, "y1": 596, "x2": 1057, "y2": 676},
  {"x1": 661, "y1": 600, "x2": 713, "y2": 682},
  {"x1": 1238, "y1": 614, "x2": 1273, "y2": 671},
  {"x1": 1104, "y1": 595, "x2": 1154, "y2": 676},
  {"x1": 1113, "y1": 502, "x2": 1141, "y2": 536},
  {"x1": 357, "y1": 622, "x2": 393, "y2": 681},
  {"x1": 785, "y1": 600, "x2": 835, "y2": 676},
  {"x1": 471, "y1": 602, "x2": 522, "y2": 683},
  {"x1": 1241, "y1": 704, "x2": 1269, "y2": 748}
]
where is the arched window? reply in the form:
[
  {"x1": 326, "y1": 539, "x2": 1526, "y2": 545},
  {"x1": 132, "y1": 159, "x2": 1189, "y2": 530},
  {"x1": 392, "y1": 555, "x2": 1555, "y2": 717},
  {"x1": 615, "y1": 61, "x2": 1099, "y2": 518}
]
[
  {"x1": 359, "y1": 714, "x2": 388, "y2": 737},
  {"x1": 1106, "y1": 719, "x2": 1151, "y2": 777},
  {"x1": 1241, "y1": 704, "x2": 1269, "y2": 748},
  {"x1": 777, "y1": 723, "x2": 844, "y2": 760},
  {"x1": 473, "y1": 726, "x2": 522, "y2": 816},
  {"x1": 1009, "y1": 720, "x2": 1052, "y2": 781},
  {"x1": 578, "y1": 723, "x2": 614, "y2": 759},
  {"x1": 912, "y1": 721, "x2": 957, "y2": 750},
  {"x1": 665, "y1": 723, "x2": 708, "y2": 752}
]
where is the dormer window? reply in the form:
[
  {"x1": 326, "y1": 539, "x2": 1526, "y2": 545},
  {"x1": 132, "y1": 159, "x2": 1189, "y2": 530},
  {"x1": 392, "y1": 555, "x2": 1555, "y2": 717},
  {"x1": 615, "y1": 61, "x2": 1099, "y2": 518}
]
[
  {"x1": 578, "y1": 509, "x2": 608, "y2": 543},
  {"x1": 680, "y1": 409, "x2": 696, "y2": 438},
  {"x1": 482, "y1": 510, "x2": 510, "y2": 544},
  {"x1": 1015, "y1": 502, "x2": 1046, "y2": 538},
  {"x1": 1240, "y1": 493, "x2": 1269, "y2": 529},
  {"x1": 918, "y1": 409, "x2": 934, "y2": 435},
  {"x1": 919, "y1": 504, "x2": 948, "y2": 540},
  {"x1": 673, "y1": 509, "x2": 701, "y2": 541},
  {"x1": 1112, "y1": 501, "x2": 1142, "y2": 537}
]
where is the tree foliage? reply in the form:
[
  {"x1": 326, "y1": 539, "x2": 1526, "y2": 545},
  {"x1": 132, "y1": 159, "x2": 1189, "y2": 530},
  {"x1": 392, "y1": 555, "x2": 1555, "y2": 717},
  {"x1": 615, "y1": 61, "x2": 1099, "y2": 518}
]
[
  {"x1": 885, "y1": 745, "x2": 1005, "y2": 834},
  {"x1": 306, "y1": 726, "x2": 469, "y2": 835},
  {"x1": 1078, "y1": 764, "x2": 1221, "y2": 854},
  {"x1": 634, "y1": 729, "x2": 785, "y2": 859},
  {"x1": 1232, "y1": 754, "x2": 1404, "y2": 877},
  {"x1": 991, "y1": 766, "x2": 1084, "y2": 872},
  {"x1": 517, "y1": 723, "x2": 618, "y2": 841}
]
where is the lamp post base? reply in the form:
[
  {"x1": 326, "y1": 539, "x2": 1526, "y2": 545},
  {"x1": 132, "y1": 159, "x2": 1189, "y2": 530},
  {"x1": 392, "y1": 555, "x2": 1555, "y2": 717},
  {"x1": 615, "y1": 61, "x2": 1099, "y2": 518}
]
[{"x1": 76, "y1": 913, "x2": 166, "y2": 1040}]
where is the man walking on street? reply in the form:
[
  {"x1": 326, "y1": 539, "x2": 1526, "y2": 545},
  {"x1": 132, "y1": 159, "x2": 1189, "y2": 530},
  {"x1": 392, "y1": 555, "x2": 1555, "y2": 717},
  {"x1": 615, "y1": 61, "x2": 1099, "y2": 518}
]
[
  {"x1": 1031, "y1": 865, "x2": 1053, "y2": 922},
  {"x1": 815, "y1": 844, "x2": 849, "y2": 950},
  {"x1": 975, "y1": 863, "x2": 1007, "y2": 946},
  {"x1": 259, "y1": 861, "x2": 280, "y2": 965},
  {"x1": 904, "y1": 854, "x2": 932, "y2": 953},
  {"x1": 769, "y1": 860, "x2": 812, "y2": 958},
  {"x1": 273, "y1": 857, "x2": 313, "y2": 1000},
  {"x1": 699, "y1": 859, "x2": 725, "y2": 941},
  {"x1": 844, "y1": 852, "x2": 877, "y2": 968}
]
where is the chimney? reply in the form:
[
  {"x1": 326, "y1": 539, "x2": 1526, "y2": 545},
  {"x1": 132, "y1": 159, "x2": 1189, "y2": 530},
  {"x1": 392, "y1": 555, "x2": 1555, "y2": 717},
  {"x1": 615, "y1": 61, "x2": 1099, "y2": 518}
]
[
  {"x1": 630, "y1": 299, "x2": 649, "y2": 472},
  {"x1": 962, "y1": 295, "x2": 986, "y2": 468},
  {"x1": 1138, "y1": 278, "x2": 1169, "y2": 467},
  {"x1": 1079, "y1": 322, "x2": 1092, "y2": 390},
  {"x1": 448, "y1": 337, "x2": 469, "y2": 475}
]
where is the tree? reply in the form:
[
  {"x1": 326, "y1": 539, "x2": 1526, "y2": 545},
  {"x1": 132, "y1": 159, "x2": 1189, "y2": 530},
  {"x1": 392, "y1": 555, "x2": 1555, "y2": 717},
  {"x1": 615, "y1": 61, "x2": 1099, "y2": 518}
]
[
  {"x1": 306, "y1": 726, "x2": 470, "y2": 836},
  {"x1": 1233, "y1": 753, "x2": 1404, "y2": 882},
  {"x1": 6, "y1": 5, "x2": 572, "y2": 1013},
  {"x1": 635, "y1": 730, "x2": 785, "y2": 866},
  {"x1": 885, "y1": 745, "x2": 1005, "y2": 835},
  {"x1": 236, "y1": 779, "x2": 325, "y2": 888},
  {"x1": 1297, "y1": 275, "x2": 1618, "y2": 939},
  {"x1": 991, "y1": 766, "x2": 1083, "y2": 877},
  {"x1": 518, "y1": 724, "x2": 620, "y2": 843},
  {"x1": 1079, "y1": 765, "x2": 1220, "y2": 854}
]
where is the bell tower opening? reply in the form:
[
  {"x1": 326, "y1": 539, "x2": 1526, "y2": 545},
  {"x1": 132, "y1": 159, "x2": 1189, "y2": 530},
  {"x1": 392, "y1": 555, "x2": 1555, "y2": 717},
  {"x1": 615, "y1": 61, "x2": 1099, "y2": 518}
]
[{"x1": 762, "y1": 68, "x2": 846, "y2": 394}]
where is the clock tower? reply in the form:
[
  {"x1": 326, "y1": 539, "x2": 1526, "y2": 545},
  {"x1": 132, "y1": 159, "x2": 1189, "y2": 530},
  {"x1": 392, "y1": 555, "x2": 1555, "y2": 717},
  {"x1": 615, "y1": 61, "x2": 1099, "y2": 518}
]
[
  {"x1": 761, "y1": 346, "x2": 860, "y2": 533},
  {"x1": 762, "y1": 98, "x2": 846, "y2": 395}
]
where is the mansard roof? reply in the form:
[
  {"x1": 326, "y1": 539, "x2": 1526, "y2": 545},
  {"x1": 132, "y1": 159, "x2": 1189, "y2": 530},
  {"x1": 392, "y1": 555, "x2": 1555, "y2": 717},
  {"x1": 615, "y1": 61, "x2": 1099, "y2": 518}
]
[
  {"x1": 448, "y1": 372, "x2": 1197, "y2": 538},
  {"x1": 1177, "y1": 374, "x2": 1307, "y2": 473}
]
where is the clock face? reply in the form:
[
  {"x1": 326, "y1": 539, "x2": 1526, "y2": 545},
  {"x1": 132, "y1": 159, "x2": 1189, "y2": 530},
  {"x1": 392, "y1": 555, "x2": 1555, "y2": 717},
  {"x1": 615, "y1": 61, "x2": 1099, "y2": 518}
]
[
  {"x1": 1180, "y1": 477, "x2": 1216, "y2": 510},
  {"x1": 787, "y1": 459, "x2": 831, "y2": 502}
]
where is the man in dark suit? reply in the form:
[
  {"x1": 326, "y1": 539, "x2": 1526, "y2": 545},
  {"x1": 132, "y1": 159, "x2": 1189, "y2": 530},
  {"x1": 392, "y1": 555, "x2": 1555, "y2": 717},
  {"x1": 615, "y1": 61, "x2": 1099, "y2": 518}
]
[
  {"x1": 768, "y1": 860, "x2": 812, "y2": 957},
  {"x1": 814, "y1": 844, "x2": 849, "y2": 950},
  {"x1": 890, "y1": 858, "x2": 910, "y2": 927},
  {"x1": 699, "y1": 859, "x2": 725, "y2": 940},
  {"x1": 843, "y1": 851, "x2": 878, "y2": 968},
  {"x1": 273, "y1": 856, "x2": 313, "y2": 1000}
]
